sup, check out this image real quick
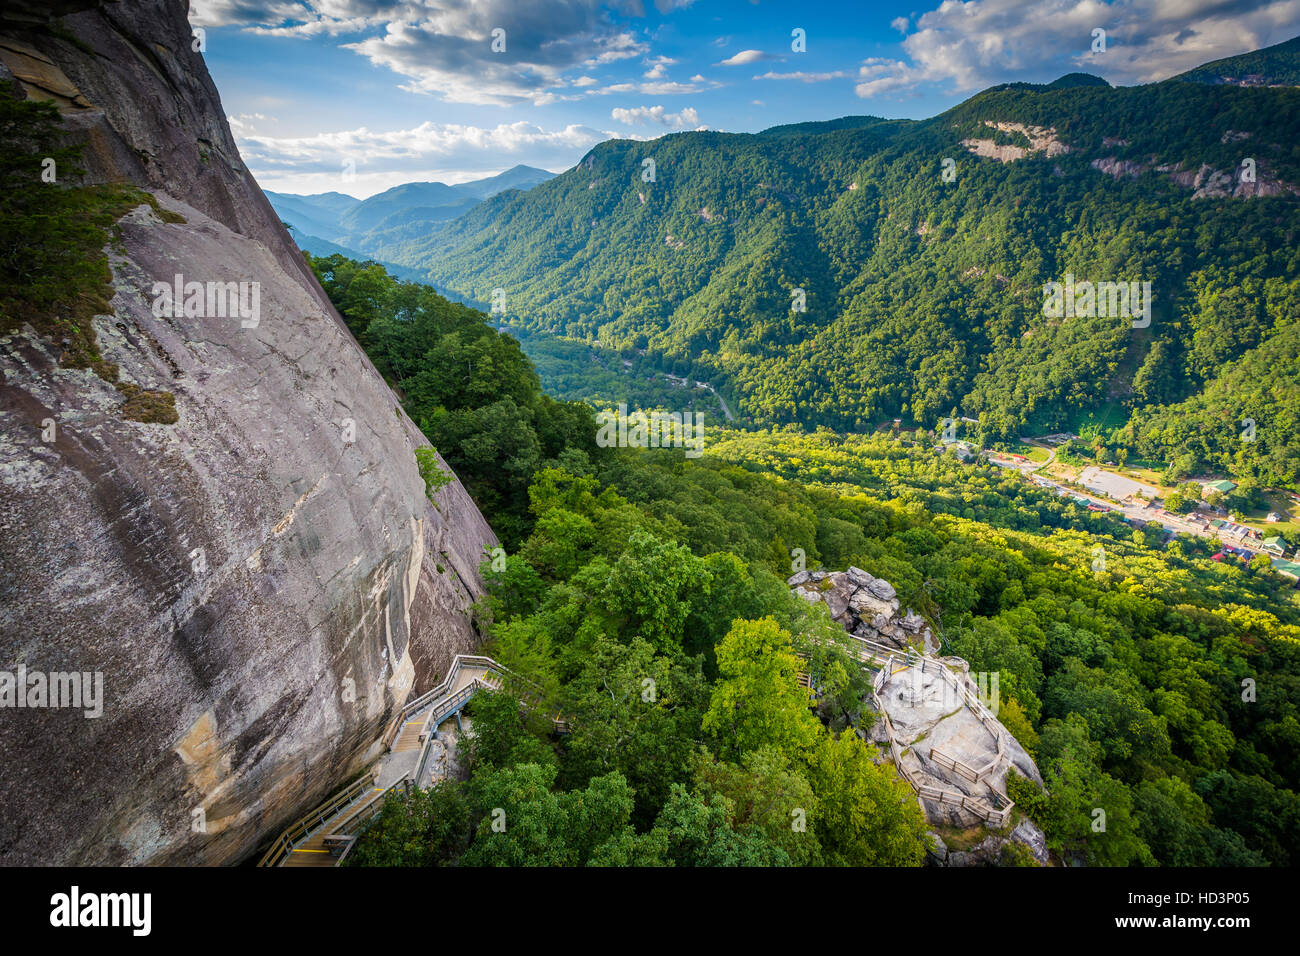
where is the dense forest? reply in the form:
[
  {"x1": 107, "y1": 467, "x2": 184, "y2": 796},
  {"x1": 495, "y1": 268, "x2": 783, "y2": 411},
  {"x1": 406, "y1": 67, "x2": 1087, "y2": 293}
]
[
  {"x1": 312, "y1": 254, "x2": 1300, "y2": 867},
  {"x1": 388, "y1": 44, "x2": 1300, "y2": 490}
]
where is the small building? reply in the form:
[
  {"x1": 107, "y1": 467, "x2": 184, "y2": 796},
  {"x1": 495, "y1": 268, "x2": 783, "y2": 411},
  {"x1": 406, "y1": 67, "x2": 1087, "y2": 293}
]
[
  {"x1": 1262, "y1": 535, "x2": 1290, "y2": 557},
  {"x1": 1272, "y1": 559, "x2": 1300, "y2": 586},
  {"x1": 939, "y1": 437, "x2": 977, "y2": 462},
  {"x1": 1216, "y1": 521, "x2": 1254, "y2": 540},
  {"x1": 1202, "y1": 479, "x2": 1237, "y2": 495},
  {"x1": 1267, "y1": 512, "x2": 1282, "y2": 523}
]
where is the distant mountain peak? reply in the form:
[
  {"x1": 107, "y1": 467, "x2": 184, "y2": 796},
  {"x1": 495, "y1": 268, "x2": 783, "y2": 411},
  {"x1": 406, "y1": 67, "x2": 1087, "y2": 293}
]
[
  {"x1": 266, "y1": 165, "x2": 555, "y2": 263},
  {"x1": 1044, "y1": 72, "x2": 1110, "y2": 89},
  {"x1": 1173, "y1": 33, "x2": 1300, "y2": 87}
]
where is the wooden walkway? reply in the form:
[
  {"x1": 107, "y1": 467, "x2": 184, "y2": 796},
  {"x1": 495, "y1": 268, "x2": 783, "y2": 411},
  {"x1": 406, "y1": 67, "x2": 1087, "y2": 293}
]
[
  {"x1": 257, "y1": 655, "x2": 506, "y2": 867},
  {"x1": 281, "y1": 786, "x2": 387, "y2": 867}
]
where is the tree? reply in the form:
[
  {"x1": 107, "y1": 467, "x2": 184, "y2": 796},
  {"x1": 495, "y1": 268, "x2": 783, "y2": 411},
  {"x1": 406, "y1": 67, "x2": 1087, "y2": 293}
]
[
  {"x1": 600, "y1": 530, "x2": 707, "y2": 653},
  {"x1": 692, "y1": 747, "x2": 822, "y2": 865},
  {"x1": 1029, "y1": 716, "x2": 1154, "y2": 866},
  {"x1": 560, "y1": 636, "x2": 708, "y2": 827},
  {"x1": 415, "y1": 447, "x2": 453, "y2": 503},
  {"x1": 344, "y1": 781, "x2": 470, "y2": 867},
  {"x1": 480, "y1": 552, "x2": 546, "y2": 622},
  {"x1": 998, "y1": 697, "x2": 1040, "y2": 757},
  {"x1": 461, "y1": 689, "x2": 555, "y2": 774},
  {"x1": 702, "y1": 617, "x2": 820, "y2": 761},
  {"x1": 461, "y1": 764, "x2": 638, "y2": 867},
  {"x1": 804, "y1": 732, "x2": 930, "y2": 866},
  {"x1": 649, "y1": 784, "x2": 794, "y2": 866}
]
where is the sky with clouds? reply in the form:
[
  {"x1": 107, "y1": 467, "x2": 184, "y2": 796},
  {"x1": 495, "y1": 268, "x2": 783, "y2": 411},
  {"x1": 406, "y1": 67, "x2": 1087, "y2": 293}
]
[{"x1": 189, "y1": 0, "x2": 1300, "y2": 197}]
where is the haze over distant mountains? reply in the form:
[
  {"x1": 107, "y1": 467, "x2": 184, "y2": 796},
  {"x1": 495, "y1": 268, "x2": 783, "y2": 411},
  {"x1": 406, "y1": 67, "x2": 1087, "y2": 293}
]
[{"x1": 266, "y1": 164, "x2": 554, "y2": 275}]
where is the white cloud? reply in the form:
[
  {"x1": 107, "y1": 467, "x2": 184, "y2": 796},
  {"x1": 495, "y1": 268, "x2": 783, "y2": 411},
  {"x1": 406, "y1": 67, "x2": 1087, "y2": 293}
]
[
  {"x1": 859, "y1": 0, "x2": 1300, "y2": 98},
  {"x1": 611, "y1": 104, "x2": 702, "y2": 128},
  {"x1": 235, "y1": 118, "x2": 609, "y2": 196},
  {"x1": 191, "y1": 1, "x2": 666, "y2": 105},
  {"x1": 854, "y1": 57, "x2": 927, "y2": 98},
  {"x1": 247, "y1": 15, "x2": 373, "y2": 37},
  {"x1": 890, "y1": 16, "x2": 909, "y2": 34},
  {"x1": 716, "y1": 49, "x2": 773, "y2": 66},
  {"x1": 639, "y1": 80, "x2": 705, "y2": 94},
  {"x1": 227, "y1": 112, "x2": 273, "y2": 135},
  {"x1": 643, "y1": 54, "x2": 676, "y2": 79},
  {"x1": 581, "y1": 31, "x2": 651, "y2": 68},
  {"x1": 189, "y1": 1, "x2": 301, "y2": 27},
  {"x1": 754, "y1": 70, "x2": 851, "y2": 82},
  {"x1": 586, "y1": 76, "x2": 718, "y2": 95}
]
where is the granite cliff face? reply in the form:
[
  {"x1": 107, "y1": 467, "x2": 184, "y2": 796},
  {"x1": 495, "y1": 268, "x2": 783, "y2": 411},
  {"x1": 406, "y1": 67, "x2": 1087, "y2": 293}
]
[{"x1": 0, "y1": 0, "x2": 497, "y2": 864}]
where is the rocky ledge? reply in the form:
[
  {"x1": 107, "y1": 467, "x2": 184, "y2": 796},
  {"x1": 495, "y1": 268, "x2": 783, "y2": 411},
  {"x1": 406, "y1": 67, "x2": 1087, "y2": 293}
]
[{"x1": 788, "y1": 567, "x2": 938, "y2": 654}]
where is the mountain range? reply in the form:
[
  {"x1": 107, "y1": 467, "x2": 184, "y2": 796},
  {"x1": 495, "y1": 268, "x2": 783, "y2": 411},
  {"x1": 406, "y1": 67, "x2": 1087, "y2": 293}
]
[
  {"x1": 266, "y1": 164, "x2": 554, "y2": 273},
  {"x1": 6, "y1": 0, "x2": 1300, "y2": 876},
  {"x1": 379, "y1": 36, "x2": 1300, "y2": 489}
]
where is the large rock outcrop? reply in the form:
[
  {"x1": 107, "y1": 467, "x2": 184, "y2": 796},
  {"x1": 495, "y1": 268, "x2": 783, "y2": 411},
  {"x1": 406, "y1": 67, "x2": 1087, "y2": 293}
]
[
  {"x1": 0, "y1": 1, "x2": 497, "y2": 865},
  {"x1": 788, "y1": 567, "x2": 939, "y2": 654},
  {"x1": 791, "y1": 568, "x2": 1047, "y2": 859}
]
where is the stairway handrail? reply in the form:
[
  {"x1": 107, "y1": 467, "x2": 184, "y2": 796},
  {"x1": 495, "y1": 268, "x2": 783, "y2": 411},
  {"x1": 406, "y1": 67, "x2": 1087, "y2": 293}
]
[{"x1": 255, "y1": 769, "x2": 377, "y2": 867}]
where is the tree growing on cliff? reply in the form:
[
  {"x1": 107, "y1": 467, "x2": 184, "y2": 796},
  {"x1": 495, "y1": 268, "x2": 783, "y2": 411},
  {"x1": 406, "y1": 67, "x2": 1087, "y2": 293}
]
[{"x1": 415, "y1": 447, "x2": 453, "y2": 505}]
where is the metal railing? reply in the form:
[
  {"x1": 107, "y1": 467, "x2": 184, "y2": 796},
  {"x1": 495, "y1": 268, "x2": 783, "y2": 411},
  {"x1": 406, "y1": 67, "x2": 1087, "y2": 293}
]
[
  {"x1": 412, "y1": 678, "x2": 494, "y2": 785},
  {"x1": 381, "y1": 654, "x2": 503, "y2": 749},
  {"x1": 255, "y1": 770, "x2": 378, "y2": 868},
  {"x1": 260, "y1": 656, "x2": 510, "y2": 867},
  {"x1": 869, "y1": 652, "x2": 1016, "y2": 828},
  {"x1": 326, "y1": 778, "x2": 413, "y2": 865}
]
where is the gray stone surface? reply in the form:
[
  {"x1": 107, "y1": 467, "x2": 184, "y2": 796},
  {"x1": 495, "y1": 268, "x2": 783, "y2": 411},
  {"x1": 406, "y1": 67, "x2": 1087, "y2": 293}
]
[
  {"x1": 867, "y1": 578, "x2": 897, "y2": 601},
  {"x1": 927, "y1": 831, "x2": 948, "y2": 862},
  {"x1": 0, "y1": 1, "x2": 496, "y2": 865},
  {"x1": 824, "y1": 588, "x2": 850, "y2": 620},
  {"x1": 879, "y1": 663, "x2": 1043, "y2": 828},
  {"x1": 846, "y1": 566, "x2": 873, "y2": 587},
  {"x1": 790, "y1": 567, "x2": 912, "y2": 650},
  {"x1": 940, "y1": 816, "x2": 1049, "y2": 867},
  {"x1": 791, "y1": 568, "x2": 1046, "y2": 843}
]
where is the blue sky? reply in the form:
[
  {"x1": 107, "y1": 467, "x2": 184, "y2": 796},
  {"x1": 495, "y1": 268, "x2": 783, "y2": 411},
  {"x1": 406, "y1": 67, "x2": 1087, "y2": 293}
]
[{"x1": 189, "y1": 0, "x2": 1300, "y2": 197}]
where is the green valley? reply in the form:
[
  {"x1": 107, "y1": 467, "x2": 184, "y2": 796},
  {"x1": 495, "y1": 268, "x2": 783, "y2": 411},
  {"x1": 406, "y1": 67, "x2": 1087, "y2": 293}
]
[{"x1": 390, "y1": 39, "x2": 1300, "y2": 492}]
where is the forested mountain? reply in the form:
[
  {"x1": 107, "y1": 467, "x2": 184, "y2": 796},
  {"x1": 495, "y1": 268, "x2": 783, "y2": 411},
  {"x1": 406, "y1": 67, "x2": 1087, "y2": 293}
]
[
  {"x1": 267, "y1": 164, "x2": 554, "y2": 265},
  {"x1": 404, "y1": 38, "x2": 1300, "y2": 489},
  {"x1": 1174, "y1": 35, "x2": 1300, "y2": 87}
]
